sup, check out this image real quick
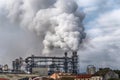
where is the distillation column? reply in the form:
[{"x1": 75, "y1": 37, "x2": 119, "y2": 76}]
[
  {"x1": 64, "y1": 52, "x2": 68, "y2": 73},
  {"x1": 72, "y1": 51, "x2": 78, "y2": 74}
]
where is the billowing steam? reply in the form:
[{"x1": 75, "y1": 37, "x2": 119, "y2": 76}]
[{"x1": 6, "y1": 0, "x2": 85, "y2": 54}]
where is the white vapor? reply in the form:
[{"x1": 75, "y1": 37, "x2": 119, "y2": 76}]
[{"x1": 6, "y1": 0, "x2": 86, "y2": 54}]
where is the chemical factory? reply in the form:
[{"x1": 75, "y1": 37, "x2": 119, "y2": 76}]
[
  {"x1": 0, "y1": 52, "x2": 119, "y2": 80},
  {"x1": 11, "y1": 51, "x2": 78, "y2": 75}
]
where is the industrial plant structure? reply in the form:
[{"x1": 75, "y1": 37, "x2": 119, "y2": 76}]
[
  {"x1": 87, "y1": 65, "x2": 96, "y2": 74},
  {"x1": 12, "y1": 52, "x2": 79, "y2": 75}
]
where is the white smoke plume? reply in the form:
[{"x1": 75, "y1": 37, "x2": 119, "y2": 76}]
[{"x1": 6, "y1": 0, "x2": 85, "y2": 54}]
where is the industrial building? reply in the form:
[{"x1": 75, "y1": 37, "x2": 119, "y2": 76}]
[{"x1": 12, "y1": 51, "x2": 79, "y2": 75}]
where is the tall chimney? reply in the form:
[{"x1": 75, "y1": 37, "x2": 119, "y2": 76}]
[
  {"x1": 72, "y1": 51, "x2": 78, "y2": 74},
  {"x1": 64, "y1": 52, "x2": 68, "y2": 73},
  {"x1": 64, "y1": 52, "x2": 67, "y2": 57}
]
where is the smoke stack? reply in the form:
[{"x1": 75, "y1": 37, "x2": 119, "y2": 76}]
[
  {"x1": 72, "y1": 51, "x2": 78, "y2": 74},
  {"x1": 64, "y1": 52, "x2": 68, "y2": 73},
  {"x1": 64, "y1": 52, "x2": 67, "y2": 57},
  {"x1": 72, "y1": 51, "x2": 77, "y2": 56}
]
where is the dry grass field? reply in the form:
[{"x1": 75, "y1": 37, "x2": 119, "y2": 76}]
[{"x1": 0, "y1": 74, "x2": 39, "y2": 80}]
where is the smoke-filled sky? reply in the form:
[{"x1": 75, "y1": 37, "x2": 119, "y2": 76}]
[{"x1": 0, "y1": 0, "x2": 120, "y2": 72}]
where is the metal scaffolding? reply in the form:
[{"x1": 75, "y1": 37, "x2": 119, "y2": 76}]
[{"x1": 24, "y1": 52, "x2": 79, "y2": 75}]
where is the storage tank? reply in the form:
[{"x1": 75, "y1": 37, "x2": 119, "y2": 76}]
[
  {"x1": 87, "y1": 65, "x2": 96, "y2": 74},
  {"x1": 2, "y1": 64, "x2": 8, "y2": 71}
]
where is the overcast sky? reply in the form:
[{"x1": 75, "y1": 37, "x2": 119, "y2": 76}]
[
  {"x1": 77, "y1": 0, "x2": 120, "y2": 72},
  {"x1": 0, "y1": 0, "x2": 120, "y2": 72}
]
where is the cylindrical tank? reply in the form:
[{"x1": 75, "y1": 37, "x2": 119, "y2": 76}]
[
  {"x1": 2, "y1": 64, "x2": 8, "y2": 71},
  {"x1": 0, "y1": 65, "x2": 3, "y2": 71},
  {"x1": 87, "y1": 65, "x2": 96, "y2": 74}
]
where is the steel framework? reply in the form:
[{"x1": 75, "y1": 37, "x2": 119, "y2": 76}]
[{"x1": 24, "y1": 52, "x2": 78, "y2": 75}]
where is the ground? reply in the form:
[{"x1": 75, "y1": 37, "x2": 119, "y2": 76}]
[{"x1": 0, "y1": 74, "x2": 39, "y2": 80}]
